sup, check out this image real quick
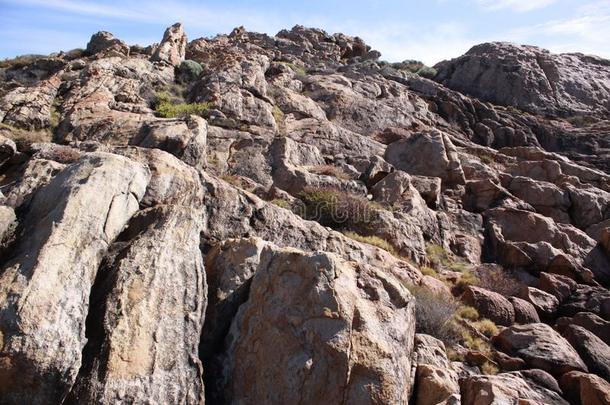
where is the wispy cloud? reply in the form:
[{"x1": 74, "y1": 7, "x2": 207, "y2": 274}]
[
  {"x1": 476, "y1": 0, "x2": 556, "y2": 12},
  {"x1": 506, "y1": 2, "x2": 610, "y2": 57}
]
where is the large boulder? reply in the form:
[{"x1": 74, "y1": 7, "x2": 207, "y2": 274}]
[
  {"x1": 384, "y1": 130, "x2": 465, "y2": 187},
  {"x1": 493, "y1": 323, "x2": 588, "y2": 377},
  {"x1": 460, "y1": 371, "x2": 568, "y2": 405},
  {"x1": 561, "y1": 325, "x2": 610, "y2": 380},
  {"x1": 462, "y1": 286, "x2": 515, "y2": 326},
  {"x1": 219, "y1": 244, "x2": 416, "y2": 404},
  {"x1": 66, "y1": 206, "x2": 206, "y2": 403},
  {"x1": 435, "y1": 42, "x2": 610, "y2": 118},
  {"x1": 0, "y1": 153, "x2": 150, "y2": 403},
  {"x1": 560, "y1": 371, "x2": 610, "y2": 405},
  {"x1": 520, "y1": 286, "x2": 559, "y2": 320}
]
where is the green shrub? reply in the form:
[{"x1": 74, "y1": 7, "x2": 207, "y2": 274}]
[
  {"x1": 391, "y1": 60, "x2": 424, "y2": 73},
  {"x1": 426, "y1": 243, "x2": 473, "y2": 273},
  {"x1": 456, "y1": 270, "x2": 479, "y2": 290},
  {"x1": 272, "y1": 105, "x2": 284, "y2": 125},
  {"x1": 278, "y1": 61, "x2": 306, "y2": 76},
  {"x1": 271, "y1": 198, "x2": 291, "y2": 209},
  {"x1": 480, "y1": 154, "x2": 495, "y2": 164},
  {"x1": 457, "y1": 305, "x2": 479, "y2": 321},
  {"x1": 473, "y1": 319, "x2": 499, "y2": 338},
  {"x1": 343, "y1": 232, "x2": 398, "y2": 257},
  {"x1": 416, "y1": 66, "x2": 438, "y2": 79},
  {"x1": 153, "y1": 91, "x2": 212, "y2": 119},
  {"x1": 0, "y1": 123, "x2": 52, "y2": 150},
  {"x1": 420, "y1": 266, "x2": 438, "y2": 278},
  {"x1": 176, "y1": 60, "x2": 203, "y2": 83},
  {"x1": 298, "y1": 187, "x2": 378, "y2": 230},
  {"x1": 481, "y1": 361, "x2": 499, "y2": 375},
  {"x1": 0, "y1": 54, "x2": 44, "y2": 69}
]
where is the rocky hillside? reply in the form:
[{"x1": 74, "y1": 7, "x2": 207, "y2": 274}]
[{"x1": 0, "y1": 23, "x2": 609, "y2": 404}]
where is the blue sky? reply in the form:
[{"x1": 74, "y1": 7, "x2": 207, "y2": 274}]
[{"x1": 1, "y1": 0, "x2": 609, "y2": 65}]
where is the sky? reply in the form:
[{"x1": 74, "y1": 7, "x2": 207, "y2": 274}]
[{"x1": 1, "y1": 0, "x2": 609, "y2": 65}]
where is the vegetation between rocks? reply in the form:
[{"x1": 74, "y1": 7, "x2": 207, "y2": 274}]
[{"x1": 153, "y1": 91, "x2": 212, "y2": 119}]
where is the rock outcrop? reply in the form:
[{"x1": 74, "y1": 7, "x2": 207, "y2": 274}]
[{"x1": 0, "y1": 22, "x2": 609, "y2": 405}]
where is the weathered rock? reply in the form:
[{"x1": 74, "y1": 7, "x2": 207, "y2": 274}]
[
  {"x1": 462, "y1": 286, "x2": 515, "y2": 326},
  {"x1": 460, "y1": 371, "x2": 568, "y2": 405},
  {"x1": 220, "y1": 244, "x2": 416, "y2": 404},
  {"x1": 493, "y1": 323, "x2": 588, "y2": 376},
  {"x1": 435, "y1": 42, "x2": 610, "y2": 118},
  {"x1": 559, "y1": 284, "x2": 610, "y2": 319},
  {"x1": 384, "y1": 130, "x2": 465, "y2": 187},
  {"x1": 556, "y1": 312, "x2": 610, "y2": 343},
  {"x1": 67, "y1": 206, "x2": 206, "y2": 404},
  {"x1": 561, "y1": 325, "x2": 610, "y2": 380},
  {"x1": 151, "y1": 22, "x2": 187, "y2": 66},
  {"x1": 520, "y1": 286, "x2": 559, "y2": 320},
  {"x1": 86, "y1": 31, "x2": 130, "y2": 57},
  {"x1": 539, "y1": 272, "x2": 577, "y2": 302},
  {"x1": 509, "y1": 296, "x2": 541, "y2": 324},
  {"x1": 412, "y1": 334, "x2": 460, "y2": 405},
  {"x1": 0, "y1": 205, "x2": 16, "y2": 244},
  {"x1": 0, "y1": 153, "x2": 149, "y2": 403},
  {"x1": 560, "y1": 371, "x2": 610, "y2": 405},
  {"x1": 0, "y1": 134, "x2": 16, "y2": 164},
  {"x1": 132, "y1": 115, "x2": 207, "y2": 169},
  {"x1": 2, "y1": 158, "x2": 65, "y2": 208}
]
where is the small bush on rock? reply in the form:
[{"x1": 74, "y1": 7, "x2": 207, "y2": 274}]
[
  {"x1": 343, "y1": 232, "x2": 399, "y2": 257},
  {"x1": 408, "y1": 285, "x2": 461, "y2": 344},
  {"x1": 457, "y1": 305, "x2": 479, "y2": 321},
  {"x1": 299, "y1": 187, "x2": 379, "y2": 230},
  {"x1": 176, "y1": 60, "x2": 203, "y2": 83},
  {"x1": 477, "y1": 266, "x2": 521, "y2": 296},
  {"x1": 308, "y1": 165, "x2": 350, "y2": 180},
  {"x1": 472, "y1": 319, "x2": 499, "y2": 338},
  {"x1": 153, "y1": 91, "x2": 212, "y2": 119}
]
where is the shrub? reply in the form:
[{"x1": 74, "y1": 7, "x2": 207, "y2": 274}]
[
  {"x1": 298, "y1": 187, "x2": 378, "y2": 230},
  {"x1": 391, "y1": 60, "x2": 424, "y2": 73},
  {"x1": 0, "y1": 123, "x2": 52, "y2": 150},
  {"x1": 480, "y1": 154, "x2": 495, "y2": 164},
  {"x1": 457, "y1": 305, "x2": 479, "y2": 321},
  {"x1": 420, "y1": 266, "x2": 438, "y2": 278},
  {"x1": 278, "y1": 61, "x2": 306, "y2": 76},
  {"x1": 416, "y1": 66, "x2": 438, "y2": 79},
  {"x1": 0, "y1": 54, "x2": 44, "y2": 69},
  {"x1": 481, "y1": 362, "x2": 499, "y2": 375},
  {"x1": 427, "y1": 244, "x2": 468, "y2": 269},
  {"x1": 272, "y1": 105, "x2": 284, "y2": 125},
  {"x1": 308, "y1": 165, "x2": 350, "y2": 180},
  {"x1": 473, "y1": 319, "x2": 499, "y2": 338},
  {"x1": 408, "y1": 285, "x2": 461, "y2": 345},
  {"x1": 462, "y1": 331, "x2": 488, "y2": 353},
  {"x1": 477, "y1": 266, "x2": 521, "y2": 296},
  {"x1": 271, "y1": 198, "x2": 291, "y2": 209},
  {"x1": 343, "y1": 232, "x2": 398, "y2": 257},
  {"x1": 456, "y1": 270, "x2": 479, "y2": 290},
  {"x1": 176, "y1": 60, "x2": 203, "y2": 82},
  {"x1": 446, "y1": 348, "x2": 464, "y2": 362},
  {"x1": 153, "y1": 91, "x2": 212, "y2": 119}
]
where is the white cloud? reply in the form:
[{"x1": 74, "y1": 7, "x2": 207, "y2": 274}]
[
  {"x1": 476, "y1": 0, "x2": 556, "y2": 12},
  {"x1": 506, "y1": 4, "x2": 610, "y2": 58}
]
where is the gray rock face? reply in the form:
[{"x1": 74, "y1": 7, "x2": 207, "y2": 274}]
[
  {"x1": 220, "y1": 243, "x2": 416, "y2": 404},
  {"x1": 435, "y1": 42, "x2": 610, "y2": 118},
  {"x1": 67, "y1": 205, "x2": 206, "y2": 404},
  {"x1": 0, "y1": 153, "x2": 149, "y2": 403}
]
